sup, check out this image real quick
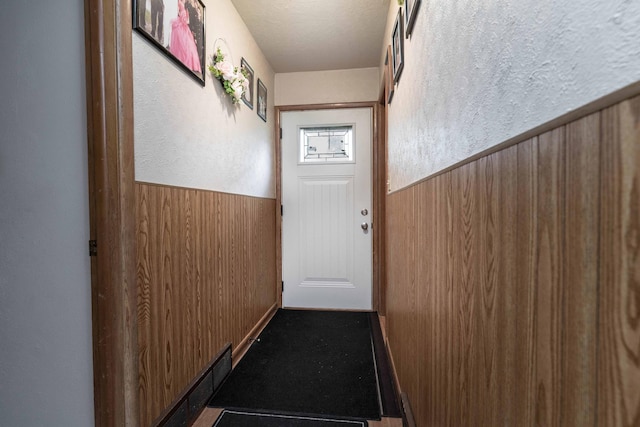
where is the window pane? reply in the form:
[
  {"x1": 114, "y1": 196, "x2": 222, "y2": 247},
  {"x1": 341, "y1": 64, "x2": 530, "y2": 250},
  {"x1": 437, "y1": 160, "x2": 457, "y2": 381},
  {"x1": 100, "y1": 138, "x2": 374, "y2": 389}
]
[{"x1": 299, "y1": 126, "x2": 354, "y2": 164}]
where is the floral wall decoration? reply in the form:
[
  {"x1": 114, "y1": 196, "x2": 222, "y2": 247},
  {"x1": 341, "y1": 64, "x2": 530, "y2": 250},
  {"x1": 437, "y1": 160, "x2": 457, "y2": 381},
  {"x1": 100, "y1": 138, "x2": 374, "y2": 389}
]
[{"x1": 209, "y1": 39, "x2": 249, "y2": 104}]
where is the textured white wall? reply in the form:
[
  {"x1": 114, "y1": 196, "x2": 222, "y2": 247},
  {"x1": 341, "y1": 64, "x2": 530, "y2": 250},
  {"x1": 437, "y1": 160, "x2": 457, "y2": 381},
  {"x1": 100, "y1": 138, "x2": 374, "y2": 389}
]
[
  {"x1": 0, "y1": 0, "x2": 95, "y2": 425},
  {"x1": 381, "y1": 0, "x2": 640, "y2": 192},
  {"x1": 275, "y1": 68, "x2": 380, "y2": 106},
  {"x1": 134, "y1": 0, "x2": 276, "y2": 198}
]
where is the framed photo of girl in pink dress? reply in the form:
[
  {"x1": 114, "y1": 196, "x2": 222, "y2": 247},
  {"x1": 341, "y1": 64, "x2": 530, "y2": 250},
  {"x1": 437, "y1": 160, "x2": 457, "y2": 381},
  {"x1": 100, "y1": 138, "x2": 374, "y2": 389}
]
[{"x1": 134, "y1": 0, "x2": 206, "y2": 85}]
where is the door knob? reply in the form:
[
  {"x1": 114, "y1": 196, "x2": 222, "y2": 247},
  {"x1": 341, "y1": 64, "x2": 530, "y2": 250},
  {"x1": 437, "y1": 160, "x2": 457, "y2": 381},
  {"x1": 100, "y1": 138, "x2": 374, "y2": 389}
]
[{"x1": 361, "y1": 222, "x2": 369, "y2": 231}]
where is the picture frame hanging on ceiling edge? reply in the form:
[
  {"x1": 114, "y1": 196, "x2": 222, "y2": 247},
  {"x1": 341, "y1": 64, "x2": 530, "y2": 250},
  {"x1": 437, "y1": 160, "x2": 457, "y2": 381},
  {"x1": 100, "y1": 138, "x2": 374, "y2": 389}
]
[
  {"x1": 385, "y1": 45, "x2": 395, "y2": 104},
  {"x1": 404, "y1": 0, "x2": 421, "y2": 37},
  {"x1": 133, "y1": 0, "x2": 207, "y2": 85},
  {"x1": 241, "y1": 58, "x2": 254, "y2": 109},
  {"x1": 257, "y1": 79, "x2": 268, "y2": 122},
  {"x1": 392, "y1": 8, "x2": 404, "y2": 84}
]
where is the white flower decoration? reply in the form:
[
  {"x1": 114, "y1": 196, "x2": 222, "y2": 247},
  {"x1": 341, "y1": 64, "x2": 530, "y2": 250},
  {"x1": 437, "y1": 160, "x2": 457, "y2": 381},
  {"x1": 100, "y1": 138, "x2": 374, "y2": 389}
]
[{"x1": 208, "y1": 47, "x2": 249, "y2": 105}]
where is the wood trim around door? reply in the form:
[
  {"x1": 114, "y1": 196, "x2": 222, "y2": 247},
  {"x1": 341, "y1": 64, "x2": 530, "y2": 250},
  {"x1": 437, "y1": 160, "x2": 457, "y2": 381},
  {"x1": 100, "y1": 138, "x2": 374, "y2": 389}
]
[
  {"x1": 376, "y1": 88, "x2": 388, "y2": 316},
  {"x1": 274, "y1": 102, "x2": 385, "y2": 312},
  {"x1": 84, "y1": 0, "x2": 138, "y2": 425}
]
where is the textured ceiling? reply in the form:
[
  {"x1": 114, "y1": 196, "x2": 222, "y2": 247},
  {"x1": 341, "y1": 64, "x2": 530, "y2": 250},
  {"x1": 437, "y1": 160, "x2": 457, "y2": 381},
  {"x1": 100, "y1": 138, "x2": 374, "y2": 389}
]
[{"x1": 230, "y1": 0, "x2": 390, "y2": 73}]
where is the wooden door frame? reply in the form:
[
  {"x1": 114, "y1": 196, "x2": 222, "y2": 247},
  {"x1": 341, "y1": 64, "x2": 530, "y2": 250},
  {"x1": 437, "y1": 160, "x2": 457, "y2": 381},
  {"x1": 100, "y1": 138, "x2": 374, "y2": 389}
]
[
  {"x1": 377, "y1": 79, "x2": 388, "y2": 316},
  {"x1": 84, "y1": 0, "x2": 138, "y2": 425},
  {"x1": 275, "y1": 102, "x2": 386, "y2": 312}
]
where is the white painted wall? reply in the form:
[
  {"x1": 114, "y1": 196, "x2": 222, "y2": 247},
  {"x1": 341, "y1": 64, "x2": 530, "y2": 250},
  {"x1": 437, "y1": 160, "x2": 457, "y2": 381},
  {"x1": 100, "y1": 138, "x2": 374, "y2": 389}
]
[
  {"x1": 275, "y1": 68, "x2": 380, "y2": 106},
  {"x1": 0, "y1": 1, "x2": 95, "y2": 426},
  {"x1": 381, "y1": 0, "x2": 640, "y2": 192},
  {"x1": 134, "y1": 0, "x2": 276, "y2": 198}
]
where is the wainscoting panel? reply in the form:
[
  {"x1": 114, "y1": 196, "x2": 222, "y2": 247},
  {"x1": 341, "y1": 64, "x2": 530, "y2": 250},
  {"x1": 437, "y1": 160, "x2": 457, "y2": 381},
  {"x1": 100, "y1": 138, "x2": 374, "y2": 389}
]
[
  {"x1": 386, "y1": 186, "x2": 415, "y2": 416},
  {"x1": 514, "y1": 137, "x2": 538, "y2": 425},
  {"x1": 385, "y1": 94, "x2": 640, "y2": 426},
  {"x1": 534, "y1": 127, "x2": 565, "y2": 427},
  {"x1": 562, "y1": 113, "x2": 600, "y2": 426},
  {"x1": 598, "y1": 98, "x2": 640, "y2": 426},
  {"x1": 136, "y1": 183, "x2": 277, "y2": 426}
]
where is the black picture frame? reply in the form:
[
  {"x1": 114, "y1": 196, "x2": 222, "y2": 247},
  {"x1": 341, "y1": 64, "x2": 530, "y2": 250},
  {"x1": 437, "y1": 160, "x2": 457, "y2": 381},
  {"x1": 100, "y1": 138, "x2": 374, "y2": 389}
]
[
  {"x1": 257, "y1": 79, "x2": 267, "y2": 122},
  {"x1": 385, "y1": 45, "x2": 395, "y2": 104},
  {"x1": 404, "y1": 0, "x2": 421, "y2": 38},
  {"x1": 133, "y1": 0, "x2": 206, "y2": 86},
  {"x1": 392, "y1": 9, "x2": 404, "y2": 84},
  {"x1": 240, "y1": 58, "x2": 254, "y2": 109}
]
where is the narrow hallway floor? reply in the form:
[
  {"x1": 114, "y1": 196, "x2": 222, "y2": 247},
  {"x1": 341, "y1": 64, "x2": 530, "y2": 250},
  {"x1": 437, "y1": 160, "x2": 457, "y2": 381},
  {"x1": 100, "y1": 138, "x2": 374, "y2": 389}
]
[{"x1": 195, "y1": 309, "x2": 403, "y2": 426}]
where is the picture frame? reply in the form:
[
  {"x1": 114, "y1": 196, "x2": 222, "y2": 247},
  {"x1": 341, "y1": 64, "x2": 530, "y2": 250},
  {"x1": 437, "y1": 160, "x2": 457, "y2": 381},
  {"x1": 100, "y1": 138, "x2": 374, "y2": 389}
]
[
  {"x1": 257, "y1": 79, "x2": 267, "y2": 122},
  {"x1": 385, "y1": 45, "x2": 395, "y2": 104},
  {"x1": 404, "y1": 0, "x2": 421, "y2": 38},
  {"x1": 240, "y1": 58, "x2": 254, "y2": 109},
  {"x1": 392, "y1": 9, "x2": 404, "y2": 84},
  {"x1": 133, "y1": 0, "x2": 206, "y2": 86}
]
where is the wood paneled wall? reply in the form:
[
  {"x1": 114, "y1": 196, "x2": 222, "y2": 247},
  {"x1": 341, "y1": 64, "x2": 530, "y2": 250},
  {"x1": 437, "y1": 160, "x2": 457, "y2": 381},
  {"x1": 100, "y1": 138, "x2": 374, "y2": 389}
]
[
  {"x1": 385, "y1": 95, "x2": 640, "y2": 426},
  {"x1": 136, "y1": 183, "x2": 277, "y2": 426}
]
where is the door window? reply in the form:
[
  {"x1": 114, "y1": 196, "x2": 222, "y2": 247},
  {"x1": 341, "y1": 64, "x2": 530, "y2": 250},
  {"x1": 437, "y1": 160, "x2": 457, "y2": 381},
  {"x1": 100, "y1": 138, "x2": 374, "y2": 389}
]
[{"x1": 299, "y1": 125, "x2": 354, "y2": 164}]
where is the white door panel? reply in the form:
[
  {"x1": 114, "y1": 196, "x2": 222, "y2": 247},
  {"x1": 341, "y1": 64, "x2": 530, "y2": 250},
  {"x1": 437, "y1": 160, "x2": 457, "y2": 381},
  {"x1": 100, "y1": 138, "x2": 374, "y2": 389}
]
[{"x1": 281, "y1": 108, "x2": 372, "y2": 310}]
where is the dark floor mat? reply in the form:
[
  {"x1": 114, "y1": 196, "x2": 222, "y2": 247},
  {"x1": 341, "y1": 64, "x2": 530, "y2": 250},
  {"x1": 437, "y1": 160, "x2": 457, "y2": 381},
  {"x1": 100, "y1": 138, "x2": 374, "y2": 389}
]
[{"x1": 208, "y1": 309, "x2": 381, "y2": 420}]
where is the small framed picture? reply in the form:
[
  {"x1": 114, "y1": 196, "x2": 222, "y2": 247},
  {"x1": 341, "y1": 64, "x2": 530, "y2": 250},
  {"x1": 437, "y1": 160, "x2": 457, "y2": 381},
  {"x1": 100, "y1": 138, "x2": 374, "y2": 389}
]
[
  {"x1": 385, "y1": 45, "x2": 395, "y2": 104},
  {"x1": 257, "y1": 79, "x2": 267, "y2": 122},
  {"x1": 404, "y1": 0, "x2": 421, "y2": 37},
  {"x1": 392, "y1": 9, "x2": 404, "y2": 83},
  {"x1": 133, "y1": 0, "x2": 206, "y2": 86},
  {"x1": 240, "y1": 58, "x2": 254, "y2": 109}
]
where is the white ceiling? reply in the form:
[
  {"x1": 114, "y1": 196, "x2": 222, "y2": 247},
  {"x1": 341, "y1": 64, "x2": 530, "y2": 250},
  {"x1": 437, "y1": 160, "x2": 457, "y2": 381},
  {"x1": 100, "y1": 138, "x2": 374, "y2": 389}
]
[{"x1": 230, "y1": 0, "x2": 391, "y2": 73}]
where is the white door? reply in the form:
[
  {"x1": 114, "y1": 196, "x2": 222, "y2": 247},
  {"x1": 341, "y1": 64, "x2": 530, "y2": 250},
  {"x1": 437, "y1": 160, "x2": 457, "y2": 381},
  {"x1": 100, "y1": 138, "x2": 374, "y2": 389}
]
[{"x1": 281, "y1": 108, "x2": 372, "y2": 310}]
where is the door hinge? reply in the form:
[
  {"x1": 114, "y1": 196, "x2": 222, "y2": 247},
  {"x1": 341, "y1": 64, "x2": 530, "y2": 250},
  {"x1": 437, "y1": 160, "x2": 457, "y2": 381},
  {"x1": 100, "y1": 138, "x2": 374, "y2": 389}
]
[
  {"x1": 89, "y1": 240, "x2": 97, "y2": 256},
  {"x1": 279, "y1": 127, "x2": 282, "y2": 139},
  {"x1": 281, "y1": 204, "x2": 283, "y2": 216},
  {"x1": 281, "y1": 281, "x2": 284, "y2": 292}
]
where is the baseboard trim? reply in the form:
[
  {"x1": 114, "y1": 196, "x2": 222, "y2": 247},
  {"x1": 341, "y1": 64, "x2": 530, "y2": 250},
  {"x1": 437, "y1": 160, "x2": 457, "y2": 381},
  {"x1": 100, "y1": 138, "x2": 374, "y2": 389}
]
[
  {"x1": 152, "y1": 343, "x2": 232, "y2": 427},
  {"x1": 151, "y1": 303, "x2": 278, "y2": 426},
  {"x1": 369, "y1": 312, "x2": 402, "y2": 417},
  {"x1": 380, "y1": 319, "x2": 412, "y2": 425},
  {"x1": 232, "y1": 302, "x2": 278, "y2": 368},
  {"x1": 400, "y1": 392, "x2": 417, "y2": 427},
  {"x1": 379, "y1": 318, "x2": 403, "y2": 405}
]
